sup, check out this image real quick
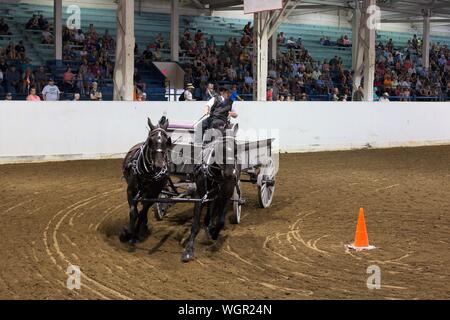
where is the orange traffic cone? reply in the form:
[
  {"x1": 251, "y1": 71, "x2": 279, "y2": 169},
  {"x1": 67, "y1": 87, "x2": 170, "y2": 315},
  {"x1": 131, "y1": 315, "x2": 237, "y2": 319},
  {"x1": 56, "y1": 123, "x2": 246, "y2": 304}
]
[{"x1": 347, "y1": 208, "x2": 375, "y2": 251}]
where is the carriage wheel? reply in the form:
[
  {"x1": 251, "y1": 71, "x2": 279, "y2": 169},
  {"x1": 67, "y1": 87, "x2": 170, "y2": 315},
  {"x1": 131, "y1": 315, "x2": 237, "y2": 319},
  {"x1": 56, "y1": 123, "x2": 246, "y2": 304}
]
[
  {"x1": 257, "y1": 158, "x2": 276, "y2": 208},
  {"x1": 153, "y1": 193, "x2": 169, "y2": 221},
  {"x1": 229, "y1": 180, "x2": 242, "y2": 224}
]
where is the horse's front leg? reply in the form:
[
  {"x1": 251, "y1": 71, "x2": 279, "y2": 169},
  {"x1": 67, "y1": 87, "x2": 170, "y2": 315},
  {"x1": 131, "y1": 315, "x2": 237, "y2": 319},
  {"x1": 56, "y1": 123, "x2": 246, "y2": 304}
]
[
  {"x1": 181, "y1": 201, "x2": 205, "y2": 262},
  {"x1": 119, "y1": 187, "x2": 139, "y2": 243},
  {"x1": 136, "y1": 201, "x2": 152, "y2": 241},
  {"x1": 211, "y1": 197, "x2": 231, "y2": 241}
]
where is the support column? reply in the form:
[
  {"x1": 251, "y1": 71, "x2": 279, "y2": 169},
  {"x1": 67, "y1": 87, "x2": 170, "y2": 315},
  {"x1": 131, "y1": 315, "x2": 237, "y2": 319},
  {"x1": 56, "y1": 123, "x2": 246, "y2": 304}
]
[
  {"x1": 171, "y1": 0, "x2": 179, "y2": 62},
  {"x1": 353, "y1": 0, "x2": 376, "y2": 101},
  {"x1": 54, "y1": 0, "x2": 62, "y2": 63},
  {"x1": 363, "y1": 0, "x2": 376, "y2": 102},
  {"x1": 351, "y1": 4, "x2": 361, "y2": 79},
  {"x1": 422, "y1": 10, "x2": 431, "y2": 69},
  {"x1": 113, "y1": 0, "x2": 135, "y2": 101},
  {"x1": 269, "y1": 34, "x2": 277, "y2": 61},
  {"x1": 253, "y1": 12, "x2": 269, "y2": 101}
]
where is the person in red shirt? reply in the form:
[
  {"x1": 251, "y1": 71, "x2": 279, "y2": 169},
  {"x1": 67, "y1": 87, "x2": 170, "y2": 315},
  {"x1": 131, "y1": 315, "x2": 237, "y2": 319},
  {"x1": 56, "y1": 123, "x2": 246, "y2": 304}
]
[{"x1": 26, "y1": 87, "x2": 41, "y2": 101}]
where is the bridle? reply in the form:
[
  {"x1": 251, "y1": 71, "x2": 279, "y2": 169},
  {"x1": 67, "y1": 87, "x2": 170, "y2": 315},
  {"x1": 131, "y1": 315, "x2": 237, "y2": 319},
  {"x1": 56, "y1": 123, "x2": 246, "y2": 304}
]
[
  {"x1": 201, "y1": 135, "x2": 237, "y2": 181},
  {"x1": 133, "y1": 127, "x2": 170, "y2": 181}
]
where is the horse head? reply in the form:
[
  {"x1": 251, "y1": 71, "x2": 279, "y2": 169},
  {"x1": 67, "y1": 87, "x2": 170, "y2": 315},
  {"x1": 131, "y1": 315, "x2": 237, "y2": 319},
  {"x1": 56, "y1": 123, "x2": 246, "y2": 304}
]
[
  {"x1": 145, "y1": 116, "x2": 172, "y2": 170},
  {"x1": 202, "y1": 128, "x2": 237, "y2": 180}
]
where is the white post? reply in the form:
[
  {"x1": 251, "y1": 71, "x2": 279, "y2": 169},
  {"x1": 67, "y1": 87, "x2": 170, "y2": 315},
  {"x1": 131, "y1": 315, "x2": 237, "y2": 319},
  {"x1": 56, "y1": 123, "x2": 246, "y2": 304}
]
[
  {"x1": 269, "y1": 34, "x2": 277, "y2": 61},
  {"x1": 422, "y1": 10, "x2": 431, "y2": 69},
  {"x1": 253, "y1": 12, "x2": 268, "y2": 101},
  {"x1": 363, "y1": 0, "x2": 376, "y2": 102},
  {"x1": 171, "y1": 0, "x2": 179, "y2": 62},
  {"x1": 54, "y1": 0, "x2": 62, "y2": 62},
  {"x1": 113, "y1": 0, "x2": 135, "y2": 101},
  {"x1": 351, "y1": 4, "x2": 361, "y2": 79}
]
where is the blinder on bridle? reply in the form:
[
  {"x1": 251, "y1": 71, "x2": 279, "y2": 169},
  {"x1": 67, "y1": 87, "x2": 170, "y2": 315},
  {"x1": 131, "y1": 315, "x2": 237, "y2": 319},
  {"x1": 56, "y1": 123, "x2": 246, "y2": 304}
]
[{"x1": 145, "y1": 127, "x2": 172, "y2": 169}]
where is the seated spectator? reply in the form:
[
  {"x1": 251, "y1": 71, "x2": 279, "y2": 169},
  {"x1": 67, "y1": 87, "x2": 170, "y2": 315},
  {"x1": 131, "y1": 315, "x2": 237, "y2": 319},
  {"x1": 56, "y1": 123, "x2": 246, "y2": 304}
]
[
  {"x1": 155, "y1": 33, "x2": 165, "y2": 49},
  {"x1": 207, "y1": 35, "x2": 216, "y2": 48},
  {"x1": 277, "y1": 32, "x2": 286, "y2": 45},
  {"x1": 26, "y1": 15, "x2": 40, "y2": 30},
  {"x1": 74, "y1": 29, "x2": 85, "y2": 44},
  {"x1": 89, "y1": 82, "x2": 102, "y2": 101},
  {"x1": 379, "y1": 92, "x2": 390, "y2": 102},
  {"x1": 73, "y1": 93, "x2": 81, "y2": 101},
  {"x1": 183, "y1": 83, "x2": 195, "y2": 101},
  {"x1": 5, "y1": 42, "x2": 18, "y2": 60},
  {"x1": 194, "y1": 30, "x2": 204, "y2": 43},
  {"x1": 42, "y1": 28, "x2": 54, "y2": 44},
  {"x1": 286, "y1": 37, "x2": 298, "y2": 49},
  {"x1": 34, "y1": 66, "x2": 48, "y2": 93},
  {"x1": 38, "y1": 14, "x2": 49, "y2": 30},
  {"x1": 183, "y1": 28, "x2": 191, "y2": 40},
  {"x1": 42, "y1": 78, "x2": 60, "y2": 101},
  {"x1": 63, "y1": 67, "x2": 75, "y2": 93},
  {"x1": 6, "y1": 65, "x2": 20, "y2": 93},
  {"x1": 243, "y1": 72, "x2": 253, "y2": 92},
  {"x1": 22, "y1": 67, "x2": 34, "y2": 94},
  {"x1": 5, "y1": 92, "x2": 13, "y2": 100},
  {"x1": 230, "y1": 83, "x2": 243, "y2": 102},
  {"x1": 299, "y1": 93, "x2": 308, "y2": 101},
  {"x1": 15, "y1": 41, "x2": 26, "y2": 60},
  {"x1": 331, "y1": 88, "x2": 340, "y2": 101},
  {"x1": 342, "y1": 35, "x2": 351, "y2": 47},
  {"x1": 26, "y1": 87, "x2": 41, "y2": 101},
  {"x1": 353, "y1": 86, "x2": 364, "y2": 101},
  {"x1": 266, "y1": 87, "x2": 273, "y2": 101},
  {"x1": 243, "y1": 22, "x2": 252, "y2": 36},
  {"x1": 0, "y1": 18, "x2": 12, "y2": 35},
  {"x1": 141, "y1": 45, "x2": 154, "y2": 63},
  {"x1": 241, "y1": 34, "x2": 252, "y2": 47},
  {"x1": 153, "y1": 47, "x2": 162, "y2": 61}
]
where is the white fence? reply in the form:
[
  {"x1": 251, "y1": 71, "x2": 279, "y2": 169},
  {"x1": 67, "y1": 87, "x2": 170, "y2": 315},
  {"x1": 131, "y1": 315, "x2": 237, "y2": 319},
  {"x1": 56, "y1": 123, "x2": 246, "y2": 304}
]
[{"x1": 0, "y1": 101, "x2": 449, "y2": 164}]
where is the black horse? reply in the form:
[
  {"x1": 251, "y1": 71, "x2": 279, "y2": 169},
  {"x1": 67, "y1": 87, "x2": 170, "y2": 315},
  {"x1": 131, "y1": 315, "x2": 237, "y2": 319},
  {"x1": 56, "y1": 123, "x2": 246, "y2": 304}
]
[
  {"x1": 120, "y1": 116, "x2": 172, "y2": 244},
  {"x1": 181, "y1": 128, "x2": 240, "y2": 262}
]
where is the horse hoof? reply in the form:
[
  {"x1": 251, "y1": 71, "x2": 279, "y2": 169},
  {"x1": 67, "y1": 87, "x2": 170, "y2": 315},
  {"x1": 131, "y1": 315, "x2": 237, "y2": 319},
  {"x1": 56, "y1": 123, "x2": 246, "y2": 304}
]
[
  {"x1": 200, "y1": 228, "x2": 214, "y2": 245},
  {"x1": 138, "y1": 225, "x2": 151, "y2": 242},
  {"x1": 119, "y1": 228, "x2": 131, "y2": 243},
  {"x1": 211, "y1": 229, "x2": 220, "y2": 241},
  {"x1": 181, "y1": 249, "x2": 194, "y2": 263}
]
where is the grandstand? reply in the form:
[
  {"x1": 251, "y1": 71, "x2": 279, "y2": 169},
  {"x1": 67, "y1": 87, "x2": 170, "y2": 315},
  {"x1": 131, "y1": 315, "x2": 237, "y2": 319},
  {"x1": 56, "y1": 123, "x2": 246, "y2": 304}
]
[{"x1": 0, "y1": 0, "x2": 449, "y2": 101}]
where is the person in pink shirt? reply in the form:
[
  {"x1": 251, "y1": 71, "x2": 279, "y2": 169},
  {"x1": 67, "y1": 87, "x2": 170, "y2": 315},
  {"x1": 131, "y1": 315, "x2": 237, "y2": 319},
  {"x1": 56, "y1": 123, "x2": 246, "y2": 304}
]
[{"x1": 26, "y1": 87, "x2": 41, "y2": 101}]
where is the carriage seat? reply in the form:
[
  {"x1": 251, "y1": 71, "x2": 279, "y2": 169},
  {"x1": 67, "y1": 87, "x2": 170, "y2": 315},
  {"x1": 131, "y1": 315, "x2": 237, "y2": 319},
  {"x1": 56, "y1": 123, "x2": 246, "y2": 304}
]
[{"x1": 167, "y1": 123, "x2": 195, "y2": 130}]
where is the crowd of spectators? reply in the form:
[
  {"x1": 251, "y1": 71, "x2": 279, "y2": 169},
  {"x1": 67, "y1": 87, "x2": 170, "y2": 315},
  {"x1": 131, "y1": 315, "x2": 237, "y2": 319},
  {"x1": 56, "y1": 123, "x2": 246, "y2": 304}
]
[
  {"x1": 0, "y1": 12, "x2": 121, "y2": 100},
  {"x1": 177, "y1": 21, "x2": 448, "y2": 102},
  {"x1": 373, "y1": 36, "x2": 449, "y2": 101},
  {"x1": 176, "y1": 21, "x2": 358, "y2": 101},
  {"x1": 1, "y1": 12, "x2": 449, "y2": 102}
]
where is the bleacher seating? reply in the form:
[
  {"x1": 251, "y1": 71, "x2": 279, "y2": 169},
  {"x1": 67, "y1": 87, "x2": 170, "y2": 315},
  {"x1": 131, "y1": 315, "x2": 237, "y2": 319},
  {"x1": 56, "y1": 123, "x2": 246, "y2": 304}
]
[{"x1": 1, "y1": 2, "x2": 449, "y2": 101}]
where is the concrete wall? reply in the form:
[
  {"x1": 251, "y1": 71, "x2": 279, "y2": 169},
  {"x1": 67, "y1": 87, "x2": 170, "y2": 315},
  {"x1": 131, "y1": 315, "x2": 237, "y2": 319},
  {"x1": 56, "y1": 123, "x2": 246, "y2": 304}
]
[{"x1": 1, "y1": 101, "x2": 450, "y2": 164}]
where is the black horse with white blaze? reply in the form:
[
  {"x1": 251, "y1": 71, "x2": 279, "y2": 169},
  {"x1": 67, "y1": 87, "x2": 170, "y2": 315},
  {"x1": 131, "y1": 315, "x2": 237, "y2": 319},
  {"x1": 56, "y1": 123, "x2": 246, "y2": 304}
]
[
  {"x1": 182, "y1": 129, "x2": 240, "y2": 262},
  {"x1": 120, "y1": 116, "x2": 172, "y2": 244}
]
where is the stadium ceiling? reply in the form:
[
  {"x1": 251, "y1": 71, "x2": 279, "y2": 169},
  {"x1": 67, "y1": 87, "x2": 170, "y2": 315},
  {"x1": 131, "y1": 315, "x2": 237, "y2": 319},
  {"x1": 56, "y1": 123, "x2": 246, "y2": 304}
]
[{"x1": 191, "y1": 0, "x2": 450, "y2": 22}]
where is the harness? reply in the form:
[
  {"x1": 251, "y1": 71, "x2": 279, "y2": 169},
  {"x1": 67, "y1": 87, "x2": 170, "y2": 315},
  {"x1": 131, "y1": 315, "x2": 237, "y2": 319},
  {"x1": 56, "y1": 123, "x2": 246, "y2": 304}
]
[
  {"x1": 130, "y1": 128, "x2": 169, "y2": 182},
  {"x1": 197, "y1": 136, "x2": 239, "y2": 203}
]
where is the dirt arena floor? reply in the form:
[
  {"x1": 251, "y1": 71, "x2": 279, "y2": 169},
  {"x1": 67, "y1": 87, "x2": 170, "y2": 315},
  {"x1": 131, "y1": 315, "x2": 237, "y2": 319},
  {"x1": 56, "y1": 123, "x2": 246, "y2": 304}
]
[{"x1": 0, "y1": 145, "x2": 449, "y2": 300}]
